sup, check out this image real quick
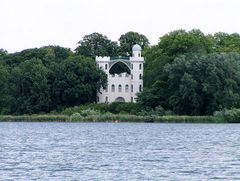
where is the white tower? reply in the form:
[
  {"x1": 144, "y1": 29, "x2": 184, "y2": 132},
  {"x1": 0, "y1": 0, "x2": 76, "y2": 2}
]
[{"x1": 96, "y1": 44, "x2": 144, "y2": 103}]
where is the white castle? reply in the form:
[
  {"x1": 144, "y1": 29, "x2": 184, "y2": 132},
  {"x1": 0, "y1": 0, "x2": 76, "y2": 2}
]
[{"x1": 96, "y1": 44, "x2": 144, "y2": 103}]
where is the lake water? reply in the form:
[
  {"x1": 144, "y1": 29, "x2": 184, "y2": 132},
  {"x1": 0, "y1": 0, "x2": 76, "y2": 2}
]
[{"x1": 0, "y1": 123, "x2": 240, "y2": 180}]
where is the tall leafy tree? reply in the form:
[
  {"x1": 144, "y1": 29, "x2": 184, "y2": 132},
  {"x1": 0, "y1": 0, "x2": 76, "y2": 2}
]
[
  {"x1": 0, "y1": 64, "x2": 11, "y2": 114},
  {"x1": 143, "y1": 46, "x2": 171, "y2": 87},
  {"x1": 119, "y1": 31, "x2": 149, "y2": 56},
  {"x1": 139, "y1": 53, "x2": 240, "y2": 115},
  {"x1": 158, "y1": 29, "x2": 213, "y2": 59},
  {"x1": 50, "y1": 55, "x2": 107, "y2": 109},
  {"x1": 10, "y1": 58, "x2": 51, "y2": 114},
  {"x1": 213, "y1": 32, "x2": 240, "y2": 53},
  {"x1": 75, "y1": 33, "x2": 118, "y2": 58},
  {"x1": 4, "y1": 46, "x2": 72, "y2": 67}
]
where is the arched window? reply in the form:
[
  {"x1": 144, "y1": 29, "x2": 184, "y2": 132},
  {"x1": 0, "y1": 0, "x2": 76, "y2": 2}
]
[
  {"x1": 118, "y1": 84, "x2": 122, "y2": 92},
  {"x1": 131, "y1": 64, "x2": 133, "y2": 69},
  {"x1": 105, "y1": 96, "x2": 108, "y2": 103},
  {"x1": 112, "y1": 84, "x2": 115, "y2": 92},
  {"x1": 139, "y1": 85, "x2": 142, "y2": 92},
  {"x1": 139, "y1": 64, "x2": 142, "y2": 70},
  {"x1": 131, "y1": 85, "x2": 133, "y2": 92},
  {"x1": 125, "y1": 84, "x2": 129, "y2": 92},
  {"x1": 139, "y1": 74, "x2": 142, "y2": 80},
  {"x1": 105, "y1": 64, "x2": 108, "y2": 70},
  {"x1": 131, "y1": 74, "x2": 133, "y2": 79}
]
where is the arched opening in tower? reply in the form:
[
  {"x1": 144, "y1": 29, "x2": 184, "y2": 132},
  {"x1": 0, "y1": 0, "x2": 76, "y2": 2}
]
[{"x1": 109, "y1": 62, "x2": 131, "y2": 75}]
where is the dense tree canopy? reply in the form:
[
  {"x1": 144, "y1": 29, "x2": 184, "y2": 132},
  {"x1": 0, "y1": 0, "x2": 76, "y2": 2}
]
[
  {"x1": 119, "y1": 31, "x2": 149, "y2": 56},
  {"x1": 158, "y1": 29, "x2": 213, "y2": 58},
  {"x1": 1, "y1": 30, "x2": 240, "y2": 115},
  {"x1": 10, "y1": 58, "x2": 50, "y2": 114},
  {"x1": 212, "y1": 32, "x2": 240, "y2": 53},
  {"x1": 50, "y1": 55, "x2": 107, "y2": 109},
  {"x1": 75, "y1": 32, "x2": 118, "y2": 58},
  {"x1": 0, "y1": 63, "x2": 10, "y2": 114},
  {"x1": 0, "y1": 45, "x2": 107, "y2": 114},
  {"x1": 140, "y1": 52, "x2": 240, "y2": 115},
  {"x1": 140, "y1": 29, "x2": 240, "y2": 115}
]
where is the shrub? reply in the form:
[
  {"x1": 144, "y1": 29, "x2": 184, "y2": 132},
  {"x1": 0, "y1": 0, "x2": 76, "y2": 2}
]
[
  {"x1": 79, "y1": 109, "x2": 99, "y2": 117},
  {"x1": 69, "y1": 113, "x2": 83, "y2": 121},
  {"x1": 214, "y1": 108, "x2": 240, "y2": 123}
]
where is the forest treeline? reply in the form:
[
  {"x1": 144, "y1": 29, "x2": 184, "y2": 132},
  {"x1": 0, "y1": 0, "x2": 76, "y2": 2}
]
[{"x1": 1, "y1": 30, "x2": 240, "y2": 115}]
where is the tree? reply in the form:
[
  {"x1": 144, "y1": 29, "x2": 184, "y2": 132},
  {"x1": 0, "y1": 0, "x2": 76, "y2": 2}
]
[
  {"x1": 75, "y1": 32, "x2": 119, "y2": 58},
  {"x1": 158, "y1": 29, "x2": 213, "y2": 59},
  {"x1": 4, "y1": 46, "x2": 72, "y2": 67},
  {"x1": 10, "y1": 58, "x2": 51, "y2": 114},
  {"x1": 0, "y1": 49, "x2": 8, "y2": 57},
  {"x1": 213, "y1": 32, "x2": 240, "y2": 53},
  {"x1": 0, "y1": 64, "x2": 11, "y2": 114},
  {"x1": 138, "y1": 53, "x2": 240, "y2": 115},
  {"x1": 143, "y1": 45, "x2": 171, "y2": 88},
  {"x1": 119, "y1": 31, "x2": 149, "y2": 56},
  {"x1": 50, "y1": 55, "x2": 107, "y2": 109}
]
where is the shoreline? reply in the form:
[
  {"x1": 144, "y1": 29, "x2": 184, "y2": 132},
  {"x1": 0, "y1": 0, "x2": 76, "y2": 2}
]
[{"x1": 0, "y1": 114, "x2": 228, "y2": 123}]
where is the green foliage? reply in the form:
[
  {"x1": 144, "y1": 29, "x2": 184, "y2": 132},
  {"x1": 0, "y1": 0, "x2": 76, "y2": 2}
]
[
  {"x1": 214, "y1": 108, "x2": 240, "y2": 123},
  {"x1": 143, "y1": 46, "x2": 171, "y2": 88},
  {"x1": 62, "y1": 102, "x2": 144, "y2": 115},
  {"x1": 50, "y1": 55, "x2": 107, "y2": 109},
  {"x1": 140, "y1": 53, "x2": 240, "y2": 115},
  {"x1": 4, "y1": 46, "x2": 72, "y2": 66},
  {"x1": 119, "y1": 31, "x2": 149, "y2": 56},
  {"x1": 107, "y1": 102, "x2": 143, "y2": 114},
  {"x1": 0, "y1": 63, "x2": 11, "y2": 114},
  {"x1": 143, "y1": 30, "x2": 213, "y2": 89},
  {"x1": 2, "y1": 30, "x2": 240, "y2": 116},
  {"x1": 159, "y1": 29, "x2": 213, "y2": 58},
  {"x1": 0, "y1": 114, "x2": 224, "y2": 123},
  {"x1": 213, "y1": 32, "x2": 240, "y2": 53},
  {"x1": 75, "y1": 32, "x2": 118, "y2": 58},
  {"x1": 0, "y1": 114, "x2": 69, "y2": 122},
  {"x1": 79, "y1": 108, "x2": 100, "y2": 117},
  {"x1": 10, "y1": 58, "x2": 51, "y2": 114},
  {"x1": 62, "y1": 103, "x2": 110, "y2": 115},
  {"x1": 0, "y1": 45, "x2": 107, "y2": 115},
  {"x1": 69, "y1": 113, "x2": 83, "y2": 121}
]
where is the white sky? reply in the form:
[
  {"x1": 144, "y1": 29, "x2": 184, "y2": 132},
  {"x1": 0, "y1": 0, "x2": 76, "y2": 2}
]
[{"x1": 1, "y1": 0, "x2": 240, "y2": 53}]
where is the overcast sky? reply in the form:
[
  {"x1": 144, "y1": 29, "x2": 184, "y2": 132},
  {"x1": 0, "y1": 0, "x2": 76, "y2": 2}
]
[{"x1": 1, "y1": 0, "x2": 240, "y2": 53}]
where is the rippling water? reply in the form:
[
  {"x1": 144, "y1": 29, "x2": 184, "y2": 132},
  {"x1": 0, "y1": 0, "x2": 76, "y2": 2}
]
[{"x1": 1, "y1": 123, "x2": 240, "y2": 180}]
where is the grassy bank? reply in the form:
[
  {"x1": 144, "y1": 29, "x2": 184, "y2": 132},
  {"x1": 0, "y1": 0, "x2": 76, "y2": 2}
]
[
  {"x1": 0, "y1": 114, "x2": 225, "y2": 123},
  {"x1": 0, "y1": 115, "x2": 69, "y2": 122}
]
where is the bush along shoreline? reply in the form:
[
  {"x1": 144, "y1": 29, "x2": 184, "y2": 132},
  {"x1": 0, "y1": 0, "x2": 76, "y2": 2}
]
[
  {"x1": 0, "y1": 113, "x2": 225, "y2": 123},
  {"x1": 1, "y1": 104, "x2": 240, "y2": 123}
]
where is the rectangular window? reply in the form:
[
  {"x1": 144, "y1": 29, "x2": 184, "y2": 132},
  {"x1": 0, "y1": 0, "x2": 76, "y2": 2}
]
[
  {"x1": 105, "y1": 85, "x2": 108, "y2": 92},
  {"x1": 131, "y1": 85, "x2": 133, "y2": 92},
  {"x1": 112, "y1": 85, "x2": 115, "y2": 92}
]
